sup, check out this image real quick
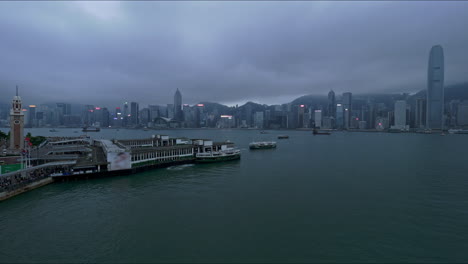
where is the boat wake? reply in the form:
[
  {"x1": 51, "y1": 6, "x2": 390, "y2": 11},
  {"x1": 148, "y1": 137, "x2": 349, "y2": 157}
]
[{"x1": 166, "y1": 164, "x2": 195, "y2": 171}]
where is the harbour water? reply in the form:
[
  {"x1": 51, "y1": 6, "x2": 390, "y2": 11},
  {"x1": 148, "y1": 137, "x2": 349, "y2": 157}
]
[{"x1": 1, "y1": 128, "x2": 468, "y2": 262}]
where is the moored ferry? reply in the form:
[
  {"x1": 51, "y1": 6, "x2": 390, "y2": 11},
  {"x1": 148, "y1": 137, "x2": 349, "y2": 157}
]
[
  {"x1": 249, "y1": 141, "x2": 276, "y2": 149},
  {"x1": 195, "y1": 148, "x2": 241, "y2": 163}
]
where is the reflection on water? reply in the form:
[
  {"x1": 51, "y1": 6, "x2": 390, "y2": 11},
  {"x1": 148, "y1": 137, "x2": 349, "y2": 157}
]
[{"x1": 166, "y1": 164, "x2": 195, "y2": 171}]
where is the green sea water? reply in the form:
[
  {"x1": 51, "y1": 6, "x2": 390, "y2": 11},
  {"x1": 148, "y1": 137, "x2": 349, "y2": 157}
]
[{"x1": 1, "y1": 128, "x2": 467, "y2": 262}]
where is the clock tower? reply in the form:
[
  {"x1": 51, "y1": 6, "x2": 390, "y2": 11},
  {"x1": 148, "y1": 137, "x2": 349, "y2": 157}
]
[{"x1": 9, "y1": 86, "x2": 24, "y2": 152}]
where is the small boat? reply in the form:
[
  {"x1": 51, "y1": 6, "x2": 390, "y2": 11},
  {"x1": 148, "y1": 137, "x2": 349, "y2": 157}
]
[
  {"x1": 82, "y1": 126, "x2": 100, "y2": 132},
  {"x1": 249, "y1": 141, "x2": 277, "y2": 149},
  {"x1": 441, "y1": 133, "x2": 446, "y2": 136},
  {"x1": 312, "y1": 128, "x2": 331, "y2": 135},
  {"x1": 260, "y1": 131, "x2": 268, "y2": 134},
  {"x1": 195, "y1": 148, "x2": 241, "y2": 163},
  {"x1": 49, "y1": 129, "x2": 58, "y2": 132},
  {"x1": 278, "y1": 135, "x2": 289, "y2": 139}
]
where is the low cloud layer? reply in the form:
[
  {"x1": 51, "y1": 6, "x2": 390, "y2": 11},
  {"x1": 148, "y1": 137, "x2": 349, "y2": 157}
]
[{"x1": 1, "y1": 1, "x2": 468, "y2": 107}]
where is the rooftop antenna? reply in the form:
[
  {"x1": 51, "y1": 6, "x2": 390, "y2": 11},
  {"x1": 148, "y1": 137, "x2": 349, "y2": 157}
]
[{"x1": 16, "y1": 85, "x2": 18, "y2": 96}]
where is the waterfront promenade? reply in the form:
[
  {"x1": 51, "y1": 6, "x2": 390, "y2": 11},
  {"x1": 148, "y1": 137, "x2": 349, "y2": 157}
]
[{"x1": 0, "y1": 161, "x2": 75, "y2": 201}]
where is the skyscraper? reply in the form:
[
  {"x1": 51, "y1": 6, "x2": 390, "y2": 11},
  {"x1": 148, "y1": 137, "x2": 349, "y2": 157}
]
[
  {"x1": 426, "y1": 45, "x2": 444, "y2": 130},
  {"x1": 123, "y1": 102, "x2": 129, "y2": 127},
  {"x1": 167, "y1": 104, "x2": 174, "y2": 119},
  {"x1": 342, "y1": 92, "x2": 352, "y2": 129},
  {"x1": 314, "y1": 110, "x2": 322, "y2": 128},
  {"x1": 130, "y1": 102, "x2": 139, "y2": 126},
  {"x1": 415, "y1": 98, "x2": 426, "y2": 128},
  {"x1": 336, "y1": 103, "x2": 344, "y2": 129},
  {"x1": 28, "y1": 105, "x2": 36, "y2": 127},
  {"x1": 297, "y1": 104, "x2": 305, "y2": 128},
  {"x1": 327, "y1": 90, "x2": 336, "y2": 118},
  {"x1": 173, "y1": 89, "x2": 183, "y2": 121},
  {"x1": 394, "y1": 100, "x2": 407, "y2": 130}
]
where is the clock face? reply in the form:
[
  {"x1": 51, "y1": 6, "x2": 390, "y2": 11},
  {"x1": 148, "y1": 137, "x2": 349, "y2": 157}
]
[{"x1": 14, "y1": 120, "x2": 20, "y2": 125}]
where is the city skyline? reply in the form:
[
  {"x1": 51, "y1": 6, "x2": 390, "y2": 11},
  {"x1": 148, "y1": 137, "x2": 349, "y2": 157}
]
[{"x1": 1, "y1": 2, "x2": 468, "y2": 106}]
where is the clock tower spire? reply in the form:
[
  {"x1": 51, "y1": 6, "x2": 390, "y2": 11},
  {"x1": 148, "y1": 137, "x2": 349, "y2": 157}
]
[{"x1": 9, "y1": 86, "x2": 25, "y2": 152}]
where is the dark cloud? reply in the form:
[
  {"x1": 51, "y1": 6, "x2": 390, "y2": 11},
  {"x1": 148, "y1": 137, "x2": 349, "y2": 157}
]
[{"x1": 0, "y1": 1, "x2": 468, "y2": 107}]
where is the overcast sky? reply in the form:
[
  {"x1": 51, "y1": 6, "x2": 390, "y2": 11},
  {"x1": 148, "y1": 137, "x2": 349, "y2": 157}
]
[{"x1": 1, "y1": 1, "x2": 468, "y2": 107}]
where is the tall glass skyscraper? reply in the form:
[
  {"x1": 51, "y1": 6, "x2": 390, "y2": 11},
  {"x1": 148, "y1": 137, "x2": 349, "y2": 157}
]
[
  {"x1": 173, "y1": 89, "x2": 183, "y2": 121},
  {"x1": 426, "y1": 45, "x2": 444, "y2": 130},
  {"x1": 327, "y1": 90, "x2": 336, "y2": 118},
  {"x1": 342, "y1": 92, "x2": 352, "y2": 129}
]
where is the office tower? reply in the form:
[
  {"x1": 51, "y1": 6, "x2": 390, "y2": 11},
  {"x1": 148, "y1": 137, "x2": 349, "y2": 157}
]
[
  {"x1": 182, "y1": 105, "x2": 193, "y2": 127},
  {"x1": 55, "y1": 103, "x2": 71, "y2": 125},
  {"x1": 139, "y1": 108, "x2": 150, "y2": 126},
  {"x1": 244, "y1": 103, "x2": 253, "y2": 127},
  {"x1": 254, "y1": 111, "x2": 264, "y2": 129},
  {"x1": 9, "y1": 87, "x2": 25, "y2": 151},
  {"x1": 148, "y1": 105, "x2": 160, "y2": 122},
  {"x1": 448, "y1": 100, "x2": 460, "y2": 127},
  {"x1": 426, "y1": 45, "x2": 444, "y2": 130},
  {"x1": 173, "y1": 89, "x2": 183, "y2": 121},
  {"x1": 195, "y1": 104, "x2": 205, "y2": 127},
  {"x1": 264, "y1": 110, "x2": 271, "y2": 129},
  {"x1": 314, "y1": 110, "x2": 322, "y2": 128},
  {"x1": 82, "y1": 105, "x2": 95, "y2": 126},
  {"x1": 302, "y1": 108, "x2": 312, "y2": 128},
  {"x1": 114, "y1": 107, "x2": 122, "y2": 127},
  {"x1": 123, "y1": 102, "x2": 129, "y2": 127},
  {"x1": 28, "y1": 105, "x2": 36, "y2": 127},
  {"x1": 394, "y1": 100, "x2": 407, "y2": 129},
  {"x1": 101, "y1": 108, "x2": 110, "y2": 127},
  {"x1": 336, "y1": 103, "x2": 344, "y2": 129},
  {"x1": 368, "y1": 102, "x2": 376, "y2": 130},
  {"x1": 415, "y1": 98, "x2": 426, "y2": 128},
  {"x1": 327, "y1": 90, "x2": 336, "y2": 118},
  {"x1": 130, "y1": 102, "x2": 139, "y2": 126},
  {"x1": 56, "y1": 103, "x2": 71, "y2": 115},
  {"x1": 167, "y1": 104, "x2": 174, "y2": 119},
  {"x1": 93, "y1": 107, "x2": 102, "y2": 127},
  {"x1": 297, "y1": 105, "x2": 305, "y2": 128},
  {"x1": 342, "y1": 92, "x2": 352, "y2": 129},
  {"x1": 457, "y1": 101, "x2": 468, "y2": 126}
]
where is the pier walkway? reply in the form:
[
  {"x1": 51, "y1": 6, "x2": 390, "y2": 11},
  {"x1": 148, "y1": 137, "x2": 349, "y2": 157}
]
[{"x1": 0, "y1": 161, "x2": 76, "y2": 201}]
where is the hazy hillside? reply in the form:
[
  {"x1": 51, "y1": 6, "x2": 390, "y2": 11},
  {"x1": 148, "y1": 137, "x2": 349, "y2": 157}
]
[{"x1": 410, "y1": 82, "x2": 468, "y2": 101}]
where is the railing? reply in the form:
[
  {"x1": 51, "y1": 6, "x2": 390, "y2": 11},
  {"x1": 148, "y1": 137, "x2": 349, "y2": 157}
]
[{"x1": 0, "y1": 161, "x2": 76, "y2": 193}]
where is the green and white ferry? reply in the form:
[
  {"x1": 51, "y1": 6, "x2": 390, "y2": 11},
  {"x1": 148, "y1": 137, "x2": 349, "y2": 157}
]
[
  {"x1": 249, "y1": 141, "x2": 277, "y2": 150},
  {"x1": 195, "y1": 148, "x2": 241, "y2": 163}
]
